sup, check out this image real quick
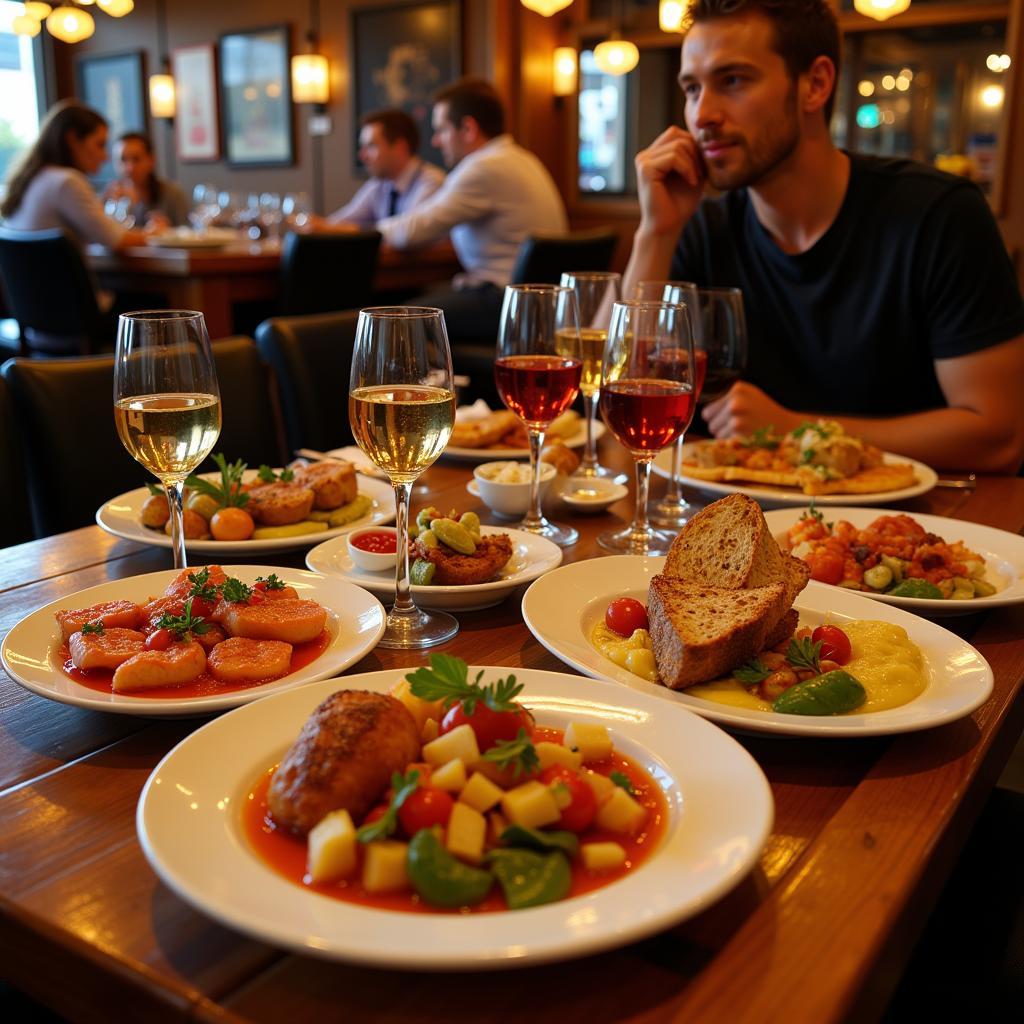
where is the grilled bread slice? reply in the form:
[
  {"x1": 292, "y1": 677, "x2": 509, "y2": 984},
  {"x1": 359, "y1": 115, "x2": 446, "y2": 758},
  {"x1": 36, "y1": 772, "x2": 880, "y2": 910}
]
[{"x1": 648, "y1": 576, "x2": 789, "y2": 689}]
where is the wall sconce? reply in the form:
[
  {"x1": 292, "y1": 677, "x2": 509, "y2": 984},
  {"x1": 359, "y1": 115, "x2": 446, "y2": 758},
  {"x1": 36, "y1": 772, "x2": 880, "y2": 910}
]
[
  {"x1": 853, "y1": 0, "x2": 911, "y2": 21},
  {"x1": 659, "y1": 0, "x2": 685, "y2": 32},
  {"x1": 521, "y1": 0, "x2": 573, "y2": 14},
  {"x1": 292, "y1": 53, "x2": 330, "y2": 105},
  {"x1": 553, "y1": 46, "x2": 577, "y2": 96},
  {"x1": 149, "y1": 74, "x2": 176, "y2": 118},
  {"x1": 593, "y1": 34, "x2": 639, "y2": 76}
]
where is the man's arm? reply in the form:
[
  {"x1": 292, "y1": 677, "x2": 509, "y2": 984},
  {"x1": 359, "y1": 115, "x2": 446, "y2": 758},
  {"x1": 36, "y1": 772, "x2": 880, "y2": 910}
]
[
  {"x1": 376, "y1": 167, "x2": 492, "y2": 250},
  {"x1": 701, "y1": 335, "x2": 1024, "y2": 474},
  {"x1": 326, "y1": 180, "x2": 378, "y2": 228}
]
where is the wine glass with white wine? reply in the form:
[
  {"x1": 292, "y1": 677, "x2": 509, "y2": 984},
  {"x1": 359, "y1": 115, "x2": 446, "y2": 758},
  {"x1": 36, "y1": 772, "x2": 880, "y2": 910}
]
[
  {"x1": 114, "y1": 311, "x2": 221, "y2": 569},
  {"x1": 349, "y1": 306, "x2": 458, "y2": 649}
]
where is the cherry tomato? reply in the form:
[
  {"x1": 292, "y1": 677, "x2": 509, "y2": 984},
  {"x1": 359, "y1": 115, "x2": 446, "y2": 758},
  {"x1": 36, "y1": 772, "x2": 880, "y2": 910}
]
[
  {"x1": 361, "y1": 803, "x2": 388, "y2": 827},
  {"x1": 540, "y1": 766, "x2": 597, "y2": 833},
  {"x1": 210, "y1": 506, "x2": 255, "y2": 541},
  {"x1": 807, "y1": 550, "x2": 845, "y2": 586},
  {"x1": 605, "y1": 597, "x2": 649, "y2": 638},
  {"x1": 811, "y1": 625, "x2": 852, "y2": 665},
  {"x1": 440, "y1": 700, "x2": 534, "y2": 753},
  {"x1": 253, "y1": 581, "x2": 268, "y2": 592},
  {"x1": 145, "y1": 628, "x2": 171, "y2": 651},
  {"x1": 398, "y1": 786, "x2": 454, "y2": 836},
  {"x1": 188, "y1": 597, "x2": 214, "y2": 619}
]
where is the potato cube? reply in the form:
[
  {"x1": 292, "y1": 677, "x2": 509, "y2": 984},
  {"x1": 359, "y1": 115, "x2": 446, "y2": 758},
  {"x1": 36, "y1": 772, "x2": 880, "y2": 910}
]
[
  {"x1": 501, "y1": 780, "x2": 561, "y2": 829},
  {"x1": 536, "y1": 741, "x2": 582, "y2": 772},
  {"x1": 420, "y1": 717, "x2": 439, "y2": 743},
  {"x1": 595, "y1": 787, "x2": 647, "y2": 835},
  {"x1": 446, "y1": 802, "x2": 486, "y2": 864},
  {"x1": 487, "y1": 810, "x2": 509, "y2": 846},
  {"x1": 390, "y1": 677, "x2": 444, "y2": 729},
  {"x1": 361, "y1": 840, "x2": 409, "y2": 893},
  {"x1": 431, "y1": 757, "x2": 467, "y2": 793},
  {"x1": 581, "y1": 842, "x2": 627, "y2": 871},
  {"x1": 565, "y1": 722, "x2": 613, "y2": 763},
  {"x1": 582, "y1": 769, "x2": 615, "y2": 804},
  {"x1": 306, "y1": 809, "x2": 357, "y2": 883},
  {"x1": 423, "y1": 724, "x2": 480, "y2": 768},
  {"x1": 459, "y1": 771, "x2": 505, "y2": 813}
]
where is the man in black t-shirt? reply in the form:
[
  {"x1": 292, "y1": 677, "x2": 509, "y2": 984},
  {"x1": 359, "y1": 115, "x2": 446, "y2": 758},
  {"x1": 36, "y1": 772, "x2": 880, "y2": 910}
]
[{"x1": 622, "y1": 0, "x2": 1024, "y2": 473}]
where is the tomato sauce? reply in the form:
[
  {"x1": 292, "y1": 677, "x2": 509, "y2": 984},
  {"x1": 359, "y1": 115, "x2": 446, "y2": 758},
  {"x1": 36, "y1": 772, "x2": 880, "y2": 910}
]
[
  {"x1": 351, "y1": 530, "x2": 398, "y2": 554},
  {"x1": 241, "y1": 726, "x2": 669, "y2": 914}
]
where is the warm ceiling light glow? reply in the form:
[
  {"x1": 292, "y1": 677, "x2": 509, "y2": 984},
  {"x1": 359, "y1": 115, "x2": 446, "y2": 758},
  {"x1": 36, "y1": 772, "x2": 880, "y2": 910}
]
[
  {"x1": 659, "y1": 0, "x2": 685, "y2": 32},
  {"x1": 520, "y1": 0, "x2": 573, "y2": 15},
  {"x1": 987, "y1": 53, "x2": 1012, "y2": 72},
  {"x1": 97, "y1": 0, "x2": 134, "y2": 16},
  {"x1": 46, "y1": 6, "x2": 95, "y2": 42},
  {"x1": 881, "y1": 74, "x2": 896, "y2": 90},
  {"x1": 858, "y1": 79, "x2": 875, "y2": 97},
  {"x1": 895, "y1": 74, "x2": 910, "y2": 91},
  {"x1": 980, "y1": 84, "x2": 1004, "y2": 108},
  {"x1": 23, "y1": 2, "x2": 52, "y2": 17},
  {"x1": 853, "y1": 0, "x2": 911, "y2": 20},
  {"x1": 593, "y1": 37, "x2": 639, "y2": 76},
  {"x1": 12, "y1": 14, "x2": 42, "y2": 35},
  {"x1": 291, "y1": 53, "x2": 329, "y2": 104},
  {"x1": 1000, "y1": 55, "x2": 1012, "y2": 71},
  {"x1": 149, "y1": 74, "x2": 175, "y2": 118},
  {"x1": 552, "y1": 46, "x2": 577, "y2": 96}
]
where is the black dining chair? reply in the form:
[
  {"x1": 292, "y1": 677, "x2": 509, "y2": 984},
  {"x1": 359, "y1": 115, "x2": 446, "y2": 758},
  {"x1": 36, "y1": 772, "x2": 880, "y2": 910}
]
[
  {"x1": 1, "y1": 336, "x2": 285, "y2": 537},
  {"x1": 0, "y1": 373, "x2": 34, "y2": 545},
  {"x1": 255, "y1": 310, "x2": 359, "y2": 454},
  {"x1": 279, "y1": 231, "x2": 383, "y2": 316},
  {"x1": 0, "y1": 226, "x2": 112, "y2": 355},
  {"x1": 509, "y1": 227, "x2": 619, "y2": 285}
]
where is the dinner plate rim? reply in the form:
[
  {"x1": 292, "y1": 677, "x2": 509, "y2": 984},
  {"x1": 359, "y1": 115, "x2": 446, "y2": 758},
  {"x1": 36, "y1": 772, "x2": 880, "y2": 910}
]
[{"x1": 442, "y1": 421, "x2": 604, "y2": 462}]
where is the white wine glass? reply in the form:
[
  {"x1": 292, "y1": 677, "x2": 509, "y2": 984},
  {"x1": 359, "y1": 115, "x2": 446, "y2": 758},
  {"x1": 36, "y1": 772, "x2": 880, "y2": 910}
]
[
  {"x1": 349, "y1": 306, "x2": 458, "y2": 649},
  {"x1": 114, "y1": 311, "x2": 221, "y2": 569}
]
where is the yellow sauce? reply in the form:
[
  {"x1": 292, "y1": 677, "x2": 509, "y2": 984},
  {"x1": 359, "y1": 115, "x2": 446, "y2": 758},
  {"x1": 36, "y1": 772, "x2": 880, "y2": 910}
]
[{"x1": 590, "y1": 622, "x2": 658, "y2": 682}]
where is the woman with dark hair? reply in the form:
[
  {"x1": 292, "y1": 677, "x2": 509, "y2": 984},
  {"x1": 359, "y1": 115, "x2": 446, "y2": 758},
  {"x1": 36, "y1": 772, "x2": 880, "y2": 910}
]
[{"x1": 104, "y1": 132, "x2": 188, "y2": 228}]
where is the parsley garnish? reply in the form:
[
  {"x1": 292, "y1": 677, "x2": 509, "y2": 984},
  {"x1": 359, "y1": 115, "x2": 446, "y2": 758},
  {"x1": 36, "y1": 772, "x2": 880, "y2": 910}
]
[
  {"x1": 186, "y1": 567, "x2": 221, "y2": 604},
  {"x1": 406, "y1": 654, "x2": 524, "y2": 716},
  {"x1": 791, "y1": 421, "x2": 832, "y2": 441},
  {"x1": 185, "y1": 453, "x2": 249, "y2": 508},
  {"x1": 734, "y1": 658, "x2": 771, "y2": 684},
  {"x1": 80, "y1": 621, "x2": 105, "y2": 636},
  {"x1": 743, "y1": 426, "x2": 779, "y2": 449},
  {"x1": 255, "y1": 573, "x2": 286, "y2": 591},
  {"x1": 799, "y1": 503, "x2": 833, "y2": 532},
  {"x1": 610, "y1": 771, "x2": 635, "y2": 795},
  {"x1": 256, "y1": 464, "x2": 295, "y2": 483},
  {"x1": 154, "y1": 597, "x2": 210, "y2": 641},
  {"x1": 220, "y1": 577, "x2": 253, "y2": 603},
  {"x1": 481, "y1": 728, "x2": 540, "y2": 779},
  {"x1": 786, "y1": 636, "x2": 822, "y2": 673},
  {"x1": 356, "y1": 769, "x2": 420, "y2": 844}
]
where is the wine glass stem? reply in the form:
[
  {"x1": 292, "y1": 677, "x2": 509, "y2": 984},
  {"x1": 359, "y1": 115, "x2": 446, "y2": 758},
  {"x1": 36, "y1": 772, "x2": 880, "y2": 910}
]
[
  {"x1": 666, "y1": 435, "x2": 684, "y2": 501},
  {"x1": 523, "y1": 428, "x2": 547, "y2": 531},
  {"x1": 580, "y1": 392, "x2": 599, "y2": 474},
  {"x1": 391, "y1": 480, "x2": 415, "y2": 616},
  {"x1": 631, "y1": 457, "x2": 654, "y2": 547},
  {"x1": 165, "y1": 480, "x2": 187, "y2": 569}
]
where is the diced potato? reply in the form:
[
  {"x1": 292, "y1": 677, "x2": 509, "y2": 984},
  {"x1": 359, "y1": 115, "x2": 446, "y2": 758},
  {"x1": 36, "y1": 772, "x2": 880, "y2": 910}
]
[
  {"x1": 501, "y1": 780, "x2": 561, "y2": 829},
  {"x1": 361, "y1": 840, "x2": 410, "y2": 893},
  {"x1": 487, "y1": 810, "x2": 509, "y2": 846},
  {"x1": 446, "y1": 802, "x2": 486, "y2": 864},
  {"x1": 535, "y1": 741, "x2": 582, "y2": 772},
  {"x1": 390, "y1": 678, "x2": 444, "y2": 729},
  {"x1": 431, "y1": 757, "x2": 467, "y2": 793},
  {"x1": 459, "y1": 771, "x2": 505, "y2": 813},
  {"x1": 581, "y1": 842, "x2": 627, "y2": 871},
  {"x1": 565, "y1": 722, "x2": 613, "y2": 763},
  {"x1": 306, "y1": 809, "x2": 357, "y2": 883},
  {"x1": 421, "y1": 717, "x2": 439, "y2": 743},
  {"x1": 582, "y1": 769, "x2": 615, "y2": 804},
  {"x1": 595, "y1": 787, "x2": 647, "y2": 835},
  {"x1": 423, "y1": 723, "x2": 480, "y2": 768}
]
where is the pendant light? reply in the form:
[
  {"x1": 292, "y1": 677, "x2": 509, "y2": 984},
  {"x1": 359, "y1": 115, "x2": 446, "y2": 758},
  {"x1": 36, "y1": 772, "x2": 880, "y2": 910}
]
[
  {"x1": 521, "y1": 0, "x2": 573, "y2": 15},
  {"x1": 46, "y1": 6, "x2": 96, "y2": 43},
  {"x1": 659, "y1": 0, "x2": 685, "y2": 33},
  {"x1": 853, "y1": 0, "x2": 911, "y2": 21}
]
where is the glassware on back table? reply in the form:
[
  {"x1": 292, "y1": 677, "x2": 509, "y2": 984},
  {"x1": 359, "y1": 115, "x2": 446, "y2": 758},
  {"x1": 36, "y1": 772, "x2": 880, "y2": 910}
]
[
  {"x1": 558, "y1": 271, "x2": 626, "y2": 483},
  {"x1": 598, "y1": 300, "x2": 697, "y2": 556},
  {"x1": 190, "y1": 184, "x2": 220, "y2": 232},
  {"x1": 697, "y1": 286, "x2": 748, "y2": 404},
  {"x1": 495, "y1": 284, "x2": 583, "y2": 547},
  {"x1": 349, "y1": 306, "x2": 458, "y2": 649},
  {"x1": 114, "y1": 311, "x2": 221, "y2": 570}
]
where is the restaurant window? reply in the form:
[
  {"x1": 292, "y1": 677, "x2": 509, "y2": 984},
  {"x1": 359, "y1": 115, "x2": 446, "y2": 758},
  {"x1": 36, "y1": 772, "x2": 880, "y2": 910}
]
[{"x1": 0, "y1": 1, "x2": 43, "y2": 189}]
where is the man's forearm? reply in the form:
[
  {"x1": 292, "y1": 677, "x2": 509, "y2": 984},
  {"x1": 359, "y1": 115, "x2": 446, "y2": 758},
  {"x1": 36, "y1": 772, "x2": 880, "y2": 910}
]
[{"x1": 621, "y1": 228, "x2": 679, "y2": 302}]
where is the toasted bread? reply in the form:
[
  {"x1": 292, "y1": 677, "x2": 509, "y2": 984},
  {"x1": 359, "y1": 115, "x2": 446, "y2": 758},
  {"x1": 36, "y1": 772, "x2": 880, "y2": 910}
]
[
  {"x1": 648, "y1": 576, "x2": 789, "y2": 689},
  {"x1": 449, "y1": 410, "x2": 520, "y2": 449}
]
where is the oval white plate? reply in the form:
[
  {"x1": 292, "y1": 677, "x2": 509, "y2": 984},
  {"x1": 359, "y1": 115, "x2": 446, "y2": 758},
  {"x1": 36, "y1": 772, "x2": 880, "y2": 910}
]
[
  {"x1": 306, "y1": 525, "x2": 562, "y2": 611},
  {"x1": 1, "y1": 566, "x2": 386, "y2": 717},
  {"x1": 145, "y1": 228, "x2": 239, "y2": 248},
  {"x1": 764, "y1": 507, "x2": 1024, "y2": 617},
  {"x1": 96, "y1": 473, "x2": 394, "y2": 556},
  {"x1": 442, "y1": 421, "x2": 604, "y2": 462},
  {"x1": 653, "y1": 444, "x2": 938, "y2": 508},
  {"x1": 560, "y1": 480, "x2": 629, "y2": 513},
  {"x1": 136, "y1": 667, "x2": 773, "y2": 969},
  {"x1": 521, "y1": 558, "x2": 993, "y2": 737}
]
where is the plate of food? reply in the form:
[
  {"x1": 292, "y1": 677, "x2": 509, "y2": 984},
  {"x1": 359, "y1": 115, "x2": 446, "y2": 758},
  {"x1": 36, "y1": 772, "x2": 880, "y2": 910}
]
[
  {"x1": 97, "y1": 455, "x2": 394, "y2": 555},
  {"x1": 443, "y1": 407, "x2": 602, "y2": 462},
  {"x1": 305, "y1": 506, "x2": 562, "y2": 611},
  {"x1": 765, "y1": 506, "x2": 1024, "y2": 616},
  {"x1": 136, "y1": 657, "x2": 773, "y2": 968},
  {"x1": 145, "y1": 227, "x2": 239, "y2": 249},
  {"x1": 522, "y1": 496, "x2": 993, "y2": 737},
  {"x1": 1, "y1": 565, "x2": 386, "y2": 716},
  {"x1": 655, "y1": 421, "x2": 937, "y2": 506}
]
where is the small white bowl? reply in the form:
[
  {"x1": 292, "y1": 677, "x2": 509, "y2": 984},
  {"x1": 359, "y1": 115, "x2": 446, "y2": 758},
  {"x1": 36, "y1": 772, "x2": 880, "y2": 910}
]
[
  {"x1": 471, "y1": 461, "x2": 556, "y2": 519},
  {"x1": 346, "y1": 525, "x2": 399, "y2": 572},
  {"x1": 560, "y1": 478, "x2": 629, "y2": 513}
]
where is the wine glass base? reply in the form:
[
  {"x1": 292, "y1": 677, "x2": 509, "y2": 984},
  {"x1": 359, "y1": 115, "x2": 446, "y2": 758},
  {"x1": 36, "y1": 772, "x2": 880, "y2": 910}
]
[
  {"x1": 597, "y1": 525, "x2": 679, "y2": 556},
  {"x1": 377, "y1": 606, "x2": 459, "y2": 650},
  {"x1": 515, "y1": 516, "x2": 579, "y2": 547},
  {"x1": 649, "y1": 498, "x2": 694, "y2": 529},
  {"x1": 572, "y1": 463, "x2": 629, "y2": 485}
]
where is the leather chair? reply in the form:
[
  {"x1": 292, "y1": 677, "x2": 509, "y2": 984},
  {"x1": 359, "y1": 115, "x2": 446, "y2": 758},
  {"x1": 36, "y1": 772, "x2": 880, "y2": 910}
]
[
  {"x1": 1, "y1": 337, "x2": 285, "y2": 537},
  {"x1": 0, "y1": 226, "x2": 111, "y2": 355},
  {"x1": 509, "y1": 227, "x2": 618, "y2": 285},
  {"x1": 255, "y1": 311, "x2": 358, "y2": 454},
  {"x1": 279, "y1": 231, "x2": 383, "y2": 316},
  {"x1": 0, "y1": 374, "x2": 34, "y2": 545}
]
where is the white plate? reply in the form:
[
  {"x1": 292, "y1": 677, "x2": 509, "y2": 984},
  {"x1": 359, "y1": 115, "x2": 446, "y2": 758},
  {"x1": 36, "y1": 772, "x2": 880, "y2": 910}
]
[
  {"x1": 442, "y1": 421, "x2": 604, "y2": 462},
  {"x1": 522, "y1": 558, "x2": 993, "y2": 737},
  {"x1": 305, "y1": 525, "x2": 562, "y2": 610},
  {"x1": 145, "y1": 228, "x2": 239, "y2": 249},
  {"x1": 136, "y1": 667, "x2": 772, "y2": 969},
  {"x1": 1, "y1": 566, "x2": 386, "y2": 717},
  {"x1": 96, "y1": 473, "x2": 394, "y2": 556},
  {"x1": 653, "y1": 444, "x2": 938, "y2": 507},
  {"x1": 765, "y1": 507, "x2": 1024, "y2": 617}
]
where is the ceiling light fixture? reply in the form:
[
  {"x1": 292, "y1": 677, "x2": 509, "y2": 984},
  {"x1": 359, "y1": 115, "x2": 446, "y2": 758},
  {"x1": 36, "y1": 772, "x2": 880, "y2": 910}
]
[
  {"x1": 521, "y1": 0, "x2": 573, "y2": 15},
  {"x1": 13, "y1": 0, "x2": 135, "y2": 44},
  {"x1": 659, "y1": 0, "x2": 685, "y2": 32},
  {"x1": 853, "y1": 0, "x2": 911, "y2": 21}
]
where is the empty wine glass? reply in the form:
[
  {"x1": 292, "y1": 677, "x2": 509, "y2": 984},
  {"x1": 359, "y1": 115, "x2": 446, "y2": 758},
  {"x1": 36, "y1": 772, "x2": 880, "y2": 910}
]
[
  {"x1": 283, "y1": 191, "x2": 312, "y2": 229},
  {"x1": 114, "y1": 311, "x2": 221, "y2": 569},
  {"x1": 259, "y1": 192, "x2": 283, "y2": 242},
  {"x1": 189, "y1": 184, "x2": 220, "y2": 232},
  {"x1": 349, "y1": 307, "x2": 458, "y2": 649},
  {"x1": 696, "y1": 286, "x2": 748, "y2": 404}
]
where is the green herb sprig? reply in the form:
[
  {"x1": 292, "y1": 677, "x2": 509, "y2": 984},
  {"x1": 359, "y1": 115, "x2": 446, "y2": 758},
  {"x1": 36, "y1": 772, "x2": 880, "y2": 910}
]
[
  {"x1": 256, "y1": 464, "x2": 295, "y2": 484},
  {"x1": 481, "y1": 728, "x2": 539, "y2": 779},
  {"x1": 220, "y1": 577, "x2": 254, "y2": 604},
  {"x1": 255, "y1": 573, "x2": 287, "y2": 591},
  {"x1": 786, "y1": 636, "x2": 822, "y2": 674},
  {"x1": 610, "y1": 771, "x2": 635, "y2": 795},
  {"x1": 185, "y1": 453, "x2": 249, "y2": 508},
  {"x1": 186, "y1": 567, "x2": 221, "y2": 604},
  {"x1": 153, "y1": 597, "x2": 210, "y2": 641},
  {"x1": 356, "y1": 769, "x2": 421, "y2": 844},
  {"x1": 406, "y1": 654, "x2": 524, "y2": 716},
  {"x1": 734, "y1": 658, "x2": 771, "y2": 685},
  {"x1": 80, "y1": 621, "x2": 105, "y2": 636}
]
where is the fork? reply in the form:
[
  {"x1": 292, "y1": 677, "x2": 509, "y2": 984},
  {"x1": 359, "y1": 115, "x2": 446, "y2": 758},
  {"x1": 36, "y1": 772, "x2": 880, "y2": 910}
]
[{"x1": 935, "y1": 474, "x2": 977, "y2": 490}]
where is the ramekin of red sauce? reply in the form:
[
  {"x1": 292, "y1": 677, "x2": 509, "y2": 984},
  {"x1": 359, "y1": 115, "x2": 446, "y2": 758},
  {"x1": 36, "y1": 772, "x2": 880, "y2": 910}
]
[{"x1": 347, "y1": 526, "x2": 399, "y2": 571}]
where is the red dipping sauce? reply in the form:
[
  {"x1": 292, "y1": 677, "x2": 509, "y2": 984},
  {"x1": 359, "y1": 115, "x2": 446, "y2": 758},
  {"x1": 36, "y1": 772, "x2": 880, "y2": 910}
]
[{"x1": 351, "y1": 530, "x2": 398, "y2": 554}]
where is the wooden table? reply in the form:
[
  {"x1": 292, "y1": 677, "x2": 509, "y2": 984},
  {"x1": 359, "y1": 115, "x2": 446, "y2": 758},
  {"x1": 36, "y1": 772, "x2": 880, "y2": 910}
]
[
  {"x1": 85, "y1": 240, "x2": 462, "y2": 339},
  {"x1": 2, "y1": 447, "x2": 1023, "y2": 1023}
]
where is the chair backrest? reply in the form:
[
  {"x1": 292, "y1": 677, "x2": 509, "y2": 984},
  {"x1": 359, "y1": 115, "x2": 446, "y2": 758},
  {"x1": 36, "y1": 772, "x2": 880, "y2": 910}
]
[
  {"x1": 0, "y1": 373, "x2": 34, "y2": 544},
  {"x1": 509, "y1": 228, "x2": 618, "y2": 285},
  {"x1": 0, "y1": 226, "x2": 103, "y2": 353},
  {"x1": 255, "y1": 311, "x2": 359, "y2": 454},
  {"x1": 1, "y1": 336, "x2": 284, "y2": 537},
  {"x1": 279, "y1": 231, "x2": 383, "y2": 316}
]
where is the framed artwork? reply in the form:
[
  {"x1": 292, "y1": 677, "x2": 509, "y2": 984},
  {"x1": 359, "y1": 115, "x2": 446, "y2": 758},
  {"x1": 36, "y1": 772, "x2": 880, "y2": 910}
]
[
  {"x1": 351, "y1": 0, "x2": 461, "y2": 172},
  {"x1": 75, "y1": 50, "x2": 146, "y2": 184},
  {"x1": 219, "y1": 24, "x2": 293, "y2": 167},
  {"x1": 172, "y1": 44, "x2": 220, "y2": 162}
]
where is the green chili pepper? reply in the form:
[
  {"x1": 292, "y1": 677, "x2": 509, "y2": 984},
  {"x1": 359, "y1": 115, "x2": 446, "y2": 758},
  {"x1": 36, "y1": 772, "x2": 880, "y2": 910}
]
[
  {"x1": 887, "y1": 578, "x2": 944, "y2": 600},
  {"x1": 499, "y1": 824, "x2": 579, "y2": 858},
  {"x1": 487, "y1": 847, "x2": 571, "y2": 910},
  {"x1": 772, "y1": 669, "x2": 867, "y2": 716},
  {"x1": 406, "y1": 829, "x2": 493, "y2": 908}
]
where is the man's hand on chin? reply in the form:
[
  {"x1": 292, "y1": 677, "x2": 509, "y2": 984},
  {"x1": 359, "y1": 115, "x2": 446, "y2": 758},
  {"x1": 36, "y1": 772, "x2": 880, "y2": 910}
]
[{"x1": 701, "y1": 381, "x2": 801, "y2": 438}]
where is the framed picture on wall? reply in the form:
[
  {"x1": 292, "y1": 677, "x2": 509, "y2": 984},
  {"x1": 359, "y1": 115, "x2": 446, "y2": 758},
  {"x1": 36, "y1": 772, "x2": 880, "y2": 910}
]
[
  {"x1": 351, "y1": 0, "x2": 461, "y2": 173},
  {"x1": 172, "y1": 44, "x2": 220, "y2": 162},
  {"x1": 219, "y1": 24, "x2": 293, "y2": 167},
  {"x1": 75, "y1": 50, "x2": 146, "y2": 184}
]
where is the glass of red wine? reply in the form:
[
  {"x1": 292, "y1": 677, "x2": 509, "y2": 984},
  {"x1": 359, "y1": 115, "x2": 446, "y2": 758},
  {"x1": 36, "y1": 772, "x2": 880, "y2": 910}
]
[
  {"x1": 495, "y1": 284, "x2": 582, "y2": 546},
  {"x1": 598, "y1": 300, "x2": 697, "y2": 556},
  {"x1": 697, "y1": 286, "x2": 748, "y2": 404}
]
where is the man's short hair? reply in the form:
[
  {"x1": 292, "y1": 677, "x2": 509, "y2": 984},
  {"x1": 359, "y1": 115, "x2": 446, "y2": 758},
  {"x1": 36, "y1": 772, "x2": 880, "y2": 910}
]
[
  {"x1": 686, "y1": 0, "x2": 841, "y2": 121},
  {"x1": 360, "y1": 109, "x2": 420, "y2": 152},
  {"x1": 433, "y1": 77, "x2": 505, "y2": 138}
]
